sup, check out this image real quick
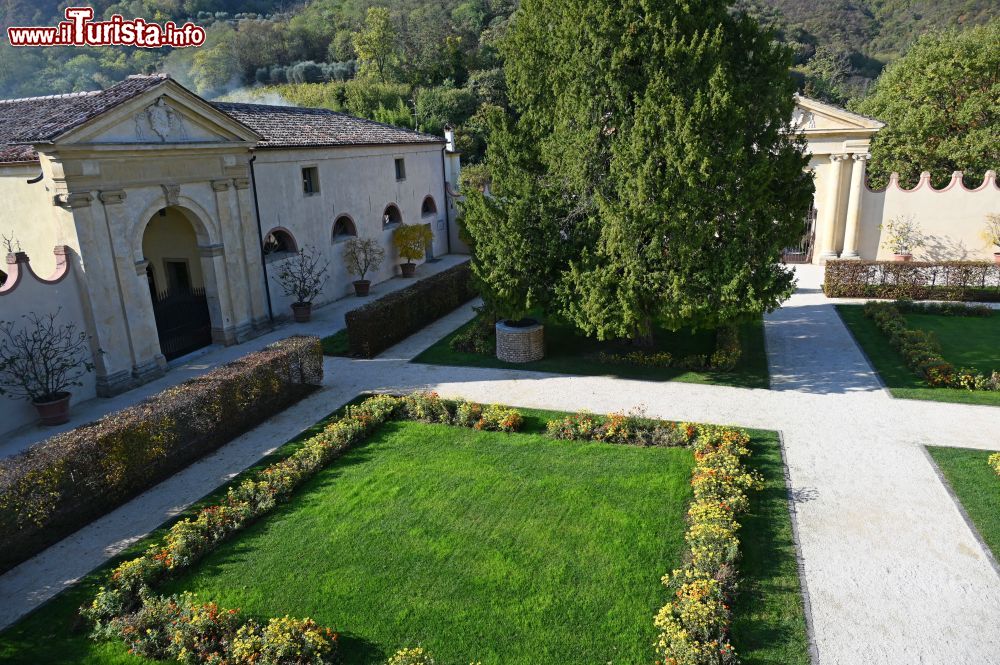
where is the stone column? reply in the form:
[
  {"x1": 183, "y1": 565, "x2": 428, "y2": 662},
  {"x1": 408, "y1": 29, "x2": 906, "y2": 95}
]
[
  {"x1": 99, "y1": 190, "x2": 165, "y2": 382},
  {"x1": 819, "y1": 154, "x2": 850, "y2": 262},
  {"x1": 198, "y1": 242, "x2": 237, "y2": 345},
  {"x1": 233, "y1": 177, "x2": 270, "y2": 329},
  {"x1": 61, "y1": 192, "x2": 134, "y2": 395},
  {"x1": 212, "y1": 179, "x2": 253, "y2": 341},
  {"x1": 840, "y1": 153, "x2": 870, "y2": 259}
]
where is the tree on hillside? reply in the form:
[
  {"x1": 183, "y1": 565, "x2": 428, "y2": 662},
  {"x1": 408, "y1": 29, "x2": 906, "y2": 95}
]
[
  {"x1": 460, "y1": 0, "x2": 814, "y2": 346},
  {"x1": 852, "y1": 21, "x2": 1000, "y2": 189},
  {"x1": 353, "y1": 7, "x2": 398, "y2": 83}
]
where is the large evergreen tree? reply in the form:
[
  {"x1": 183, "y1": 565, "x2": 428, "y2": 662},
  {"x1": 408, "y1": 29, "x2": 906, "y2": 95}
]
[
  {"x1": 461, "y1": 0, "x2": 814, "y2": 343},
  {"x1": 851, "y1": 21, "x2": 1000, "y2": 189}
]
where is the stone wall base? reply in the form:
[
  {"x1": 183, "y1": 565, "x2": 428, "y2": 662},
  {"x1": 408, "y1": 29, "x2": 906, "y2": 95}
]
[{"x1": 495, "y1": 320, "x2": 544, "y2": 363}]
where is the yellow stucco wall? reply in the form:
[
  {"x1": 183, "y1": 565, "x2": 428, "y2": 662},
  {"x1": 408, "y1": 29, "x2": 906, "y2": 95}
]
[{"x1": 0, "y1": 164, "x2": 64, "y2": 276}]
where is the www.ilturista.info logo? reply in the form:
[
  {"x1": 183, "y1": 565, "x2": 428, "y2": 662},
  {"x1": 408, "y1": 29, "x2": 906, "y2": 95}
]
[{"x1": 7, "y1": 7, "x2": 206, "y2": 48}]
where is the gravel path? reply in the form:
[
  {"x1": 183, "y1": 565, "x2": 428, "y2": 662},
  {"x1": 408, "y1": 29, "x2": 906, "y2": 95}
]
[{"x1": 2, "y1": 265, "x2": 999, "y2": 665}]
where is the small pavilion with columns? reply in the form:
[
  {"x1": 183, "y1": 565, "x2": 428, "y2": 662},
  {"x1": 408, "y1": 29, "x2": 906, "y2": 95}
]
[{"x1": 792, "y1": 95, "x2": 885, "y2": 263}]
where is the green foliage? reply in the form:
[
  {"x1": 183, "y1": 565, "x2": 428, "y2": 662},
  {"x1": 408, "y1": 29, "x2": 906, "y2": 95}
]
[
  {"x1": 391, "y1": 223, "x2": 435, "y2": 263},
  {"x1": 414, "y1": 84, "x2": 479, "y2": 135},
  {"x1": 851, "y1": 21, "x2": 1000, "y2": 189},
  {"x1": 353, "y1": 7, "x2": 398, "y2": 83},
  {"x1": 462, "y1": 0, "x2": 813, "y2": 340}
]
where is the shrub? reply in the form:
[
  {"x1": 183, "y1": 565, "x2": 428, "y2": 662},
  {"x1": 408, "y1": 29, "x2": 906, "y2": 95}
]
[
  {"x1": 0, "y1": 335, "x2": 323, "y2": 573},
  {"x1": 824, "y1": 260, "x2": 1000, "y2": 301},
  {"x1": 0, "y1": 310, "x2": 94, "y2": 402},
  {"x1": 386, "y1": 647, "x2": 436, "y2": 665},
  {"x1": 274, "y1": 246, "x2": 330, "y2": 305},
  {"x1": 863, "y1": 301, "x2": 999, "y2": 392},
  {"x1": 545, "y1": 410, "x2": 690, "y2": 447},
  {"x1": 343, "y1": 237, "x2": 385, "y2": 282},
  {"x1": 595, "y1": 324, "x2": 742, "y2": 371},
  {"x1": 231, "y1": 616, "x2": 337, "y2": 665},
  {"x1": 391, "y1": 223, "x2": 435, "y2": 264},
  {"x1": 345, "y1": 262, "x2": 478, "y2": 358},
  {"x1": 990, "y1": 453, "x2": 1000, "y2": 477}
]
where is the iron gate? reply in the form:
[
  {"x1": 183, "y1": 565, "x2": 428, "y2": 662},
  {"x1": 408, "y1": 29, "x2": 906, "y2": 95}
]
[
  {"x1": 151, "y1": 287, "x2": 213, "y2": 361},
  {"x1": 782, "y1": 207, "x2": 817, "y2": 264}
]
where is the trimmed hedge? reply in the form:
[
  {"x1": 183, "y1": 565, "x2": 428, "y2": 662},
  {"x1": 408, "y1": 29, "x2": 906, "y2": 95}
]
[
  {"x1": 0, "y1": 335, "x2": 323, "y2": 574},
  {"x1": 345, "y1": 262, "x2": 477, "y2": 358},
  {"x1": 824, "y1": 260, "x2": 1000, "y2": 301},
  {"x1": 863, "y1": 301, "x2": 999, "y2": 391}
]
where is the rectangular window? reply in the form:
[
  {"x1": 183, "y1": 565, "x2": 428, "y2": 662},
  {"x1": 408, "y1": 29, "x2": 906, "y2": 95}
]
[
  {"x1": 302, "y1": 166, "x2": 319, "y2": 195},
  {"x1": 394, "y1": 158, "x2": 406, "y2": 181}
]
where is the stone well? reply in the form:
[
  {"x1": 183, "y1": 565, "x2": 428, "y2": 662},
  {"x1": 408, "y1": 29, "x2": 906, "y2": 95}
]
[{"x1": 495, "y1": 320, "x2": 545, "y2": 363}]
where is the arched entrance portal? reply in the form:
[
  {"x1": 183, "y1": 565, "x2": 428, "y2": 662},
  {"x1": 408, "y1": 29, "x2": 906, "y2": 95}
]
[{"x1": 142, "y1": 207, "x2": 213, "y2": 360}]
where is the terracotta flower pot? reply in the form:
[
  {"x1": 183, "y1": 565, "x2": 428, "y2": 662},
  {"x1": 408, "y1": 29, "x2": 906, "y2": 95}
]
[
  {"x1": 291, "y1": 302, "x2": 312, "y2": 323},
  {"x1": 353, "y1": 280, "x2": 371, "y2": 297},
  {"x1": 400, "y1": 262, "x2": 416, "y2": 278},
  {"x1": 893, "y1": 253, "x2": 913, "y2": 262},
  {"x1": 33, "y1": 392, "x2": 71, "y2": 426}
]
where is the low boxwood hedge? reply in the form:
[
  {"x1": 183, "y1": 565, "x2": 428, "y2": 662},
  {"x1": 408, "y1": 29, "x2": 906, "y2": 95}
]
[
  {"x1": 824, "y1": 260, "x2": 1000, "y2": 301},
  {"x1": 0, "y1": 335, "x2": 323, "y2": 574},
  {"x1": 345, "y1": 262, "x2": 477, "y2": 358}
]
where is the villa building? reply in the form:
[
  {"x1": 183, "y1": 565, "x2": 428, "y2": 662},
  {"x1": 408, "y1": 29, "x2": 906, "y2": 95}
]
[{"x1": 0, "y1": 74, "x2": 462, "y2": 409}]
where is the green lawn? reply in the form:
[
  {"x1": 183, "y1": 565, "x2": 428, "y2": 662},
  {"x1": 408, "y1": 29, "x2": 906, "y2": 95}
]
[
  {"x1": 836, "y1": 305, "x2": 1000, "y2": 407},
  {"x1": 0, "y1": 409, "x2": 807, "y2": 665},
  {"x1": 412, "y1": 316, "x2": 770, "y2": 389},
  {"x1": 927, "y1": 446, "x2": 1000, "y2": 562},
  {"x1": 321, "y1": 329, "x2": 349, "y2": 356}
]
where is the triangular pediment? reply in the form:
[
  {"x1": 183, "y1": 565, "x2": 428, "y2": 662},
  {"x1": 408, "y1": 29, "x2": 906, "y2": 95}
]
[
  {"x1": 57, "y1": 80, "x2": 260, "y2": 147},
  {"x1": 792, "y1": 95, "x2": 885, "y2": 134}
]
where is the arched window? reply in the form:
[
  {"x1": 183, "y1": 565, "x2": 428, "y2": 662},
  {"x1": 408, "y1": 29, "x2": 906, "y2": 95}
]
[
  {"x1": 382, "y1": 204, "x2": 402, "y2": 228},
  {"x1": 262, "y1": 228, "x2": 297, "y2": 262},
  {"x1": 421, "y1": 196, "x2": 437, "y2": 217},
  {"x1": 332, "y1": 215, "x2": 357, "y2": 242}
]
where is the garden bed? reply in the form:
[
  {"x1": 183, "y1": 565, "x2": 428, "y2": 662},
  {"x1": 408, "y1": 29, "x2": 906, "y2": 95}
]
[
  {"x1": 927, "y1": 446, "x2": 1000, "y2": 562},
  {"x1": 837, "y1": 304, "x2": 1000, "y2": 406},
  {"x1": 413, "y1": 314, "x2": 769, "y2": 389},
  {"x1": 0, "y1": 397, "x2": 807, "y2": 665}
]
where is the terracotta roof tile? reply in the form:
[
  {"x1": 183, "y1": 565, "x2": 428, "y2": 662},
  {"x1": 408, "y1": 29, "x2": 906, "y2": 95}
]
[
  {"x1": 0, "y1": 75, "x2": 442, "y2": 163},
  {"x1": 0, "y1": 75, "x2": 170, "y2": 163}
]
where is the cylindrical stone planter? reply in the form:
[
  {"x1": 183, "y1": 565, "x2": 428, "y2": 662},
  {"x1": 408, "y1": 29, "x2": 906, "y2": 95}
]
[{"x1": 495, "y1": 319, "x2": 545, "y2": 363}]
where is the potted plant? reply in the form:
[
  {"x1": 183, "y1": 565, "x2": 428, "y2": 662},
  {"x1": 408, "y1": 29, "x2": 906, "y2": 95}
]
[
  {"x1": 343, "y1": 237, "x2": 385, "y2": 296},
  {"x1": 391, "y1": 223, "x2": 434, "y2": 277},
  {"x1": 984, "y1": 213, "x2": 1000, "y2": 266},
  {"x1": 881, "y1": 215, "x2": 926, "y2": 261},
  {"x1": 0, "y1": 311, "x2": 94, "y2": 425},
  {"x1": 275, "y1": 245, "x2": 330, "y2": 322}
]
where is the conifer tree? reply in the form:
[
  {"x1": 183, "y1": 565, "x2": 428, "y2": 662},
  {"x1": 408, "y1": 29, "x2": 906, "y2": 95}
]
[{"x1": 461, "y1": 0, "x2": 814, "y2": 343}]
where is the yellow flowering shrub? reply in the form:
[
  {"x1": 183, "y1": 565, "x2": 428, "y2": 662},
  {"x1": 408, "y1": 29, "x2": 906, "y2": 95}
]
[
  {"x1": 654, "y1": 425, "x2": 759, "y2": 665},
  {"x1": 386, "y1": 646, "x2": 436, "y2": 664},
  {"x1": 231, "y1": 616, "x2": 337, "y2": 665},
  {"x1": 990, "y1": 452, "x2": 1000, "y2": 477}
]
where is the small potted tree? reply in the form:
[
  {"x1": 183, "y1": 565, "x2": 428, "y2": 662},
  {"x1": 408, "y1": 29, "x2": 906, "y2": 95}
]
[
  {"x1": 391, "y1": 223, "x2": 434, "y2": 277},
  {"x1": 343, "y1": 237, "x2": 385, "y2": 296},
  {"x1": 275, "y1": 245, "x2": 330, "y2": 322},
  {"x1": 984, "y1": 213, "x2": 1000, "y2": 266},
  {"x1": 0, "y1": 311, "x2": 94, "y2": 425},
  {"x1": 881, "y1": 215, "x2": 926, "y2": 262}
]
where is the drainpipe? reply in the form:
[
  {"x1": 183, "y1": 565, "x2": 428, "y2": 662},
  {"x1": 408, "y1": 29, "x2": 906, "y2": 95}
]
[
  {"x1": 440, "y1": 147, "x2": 452, "y2": 255},
  {"x1": 249, "y1": 154, "x2": 274, "y2": 323}
]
